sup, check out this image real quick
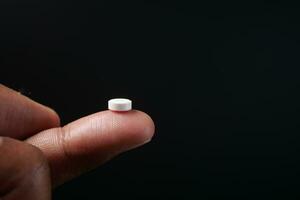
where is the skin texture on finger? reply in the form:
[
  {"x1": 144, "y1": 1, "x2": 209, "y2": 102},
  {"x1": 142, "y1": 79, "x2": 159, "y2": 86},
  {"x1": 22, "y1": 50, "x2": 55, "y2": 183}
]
[
  {"x1": 0, "y1": 84, "x2": 60, "y2": 139},
  {"x1": 0, "y1": 137, "x2": 51, "y2": 200},
  {"x1": 26, "y1": 110, "x2": 155, "y2": 187}
]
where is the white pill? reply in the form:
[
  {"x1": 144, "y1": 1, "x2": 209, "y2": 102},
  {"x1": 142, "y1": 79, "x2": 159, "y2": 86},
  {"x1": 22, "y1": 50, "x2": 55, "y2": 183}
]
[{"x1": 108, "y1": 98, "x2": 132, "y2": 111}]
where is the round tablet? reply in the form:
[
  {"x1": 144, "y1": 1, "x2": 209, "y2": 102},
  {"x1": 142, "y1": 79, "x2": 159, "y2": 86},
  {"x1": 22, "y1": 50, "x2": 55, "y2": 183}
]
[{"x1": 108, "y1": 98, "x2": 132, "y2": 111}]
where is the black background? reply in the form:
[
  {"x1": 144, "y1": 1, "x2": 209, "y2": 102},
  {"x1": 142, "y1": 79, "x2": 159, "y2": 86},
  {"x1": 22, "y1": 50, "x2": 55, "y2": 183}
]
[{"x1": 1, "y1": 1, "x2": 300, "y2": 199}]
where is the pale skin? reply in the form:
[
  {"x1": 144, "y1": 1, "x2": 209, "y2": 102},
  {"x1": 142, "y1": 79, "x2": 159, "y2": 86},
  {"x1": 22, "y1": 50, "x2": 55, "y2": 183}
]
[{"x1": 0, "y1": 84, "x2": 155, "y2": 200}]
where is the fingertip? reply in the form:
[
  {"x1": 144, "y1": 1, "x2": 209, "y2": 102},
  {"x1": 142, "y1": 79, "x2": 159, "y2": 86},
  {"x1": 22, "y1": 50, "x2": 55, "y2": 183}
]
[
  {"x1": 29, "y1": 101, "x2": 61, "y2": 132},
  {"x1": 44, "y1": 106, "x2": 61, "y2": 127},
  {"x1": 131, "y1": 110, "x2": 155, "y2": 144},
  {"x1": 105, "y1": 109, "x2": 155, "y2": 150}
]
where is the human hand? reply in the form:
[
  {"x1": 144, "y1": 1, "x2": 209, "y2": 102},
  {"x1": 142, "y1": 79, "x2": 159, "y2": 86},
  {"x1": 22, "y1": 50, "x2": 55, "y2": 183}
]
[{"x1": 0, "y1": 84, "x2": 155, "y2": 200}]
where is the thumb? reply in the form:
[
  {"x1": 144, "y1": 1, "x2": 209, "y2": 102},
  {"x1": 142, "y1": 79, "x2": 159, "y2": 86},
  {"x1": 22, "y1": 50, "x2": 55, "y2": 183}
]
[{"x1": 0, "y1": 137, "x2": 51, "y2": 200}]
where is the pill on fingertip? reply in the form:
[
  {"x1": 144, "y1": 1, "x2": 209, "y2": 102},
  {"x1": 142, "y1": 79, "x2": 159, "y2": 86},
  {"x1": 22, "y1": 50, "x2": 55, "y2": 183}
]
[{"x1": 108, "y1": 98, "x2": 132, "y2": 111}]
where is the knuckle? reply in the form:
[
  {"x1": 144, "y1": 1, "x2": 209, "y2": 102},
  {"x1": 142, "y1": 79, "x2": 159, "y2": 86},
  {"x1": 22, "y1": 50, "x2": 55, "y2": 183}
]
[{"x1": 56, "y1": 127, "x2": 73, "y2": 162}]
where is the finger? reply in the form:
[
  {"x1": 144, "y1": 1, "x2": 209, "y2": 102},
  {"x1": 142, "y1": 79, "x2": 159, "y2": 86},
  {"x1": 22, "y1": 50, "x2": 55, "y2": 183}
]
[
  {"x1": 26, "y1": 110, "x2": 155, "y2": 186},
  {"x1": 0, "y1": 84, "x2": 60, "y2": 139},
  {"x1": 0, "y1": 137, "x2": 51, "y2": 200}
]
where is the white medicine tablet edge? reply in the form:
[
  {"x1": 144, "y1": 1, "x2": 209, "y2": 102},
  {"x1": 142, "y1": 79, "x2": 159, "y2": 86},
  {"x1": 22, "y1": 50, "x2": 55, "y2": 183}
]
[{"x1": 108, "y1": 98, "x2": 132, "y2": 111}]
